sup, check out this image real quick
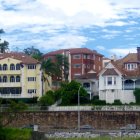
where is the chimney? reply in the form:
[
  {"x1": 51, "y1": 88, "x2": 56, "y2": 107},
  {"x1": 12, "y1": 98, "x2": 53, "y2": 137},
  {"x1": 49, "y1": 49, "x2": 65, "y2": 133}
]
[{"x1": 137, "y1": 47, "x2": 140, "y2": 61}]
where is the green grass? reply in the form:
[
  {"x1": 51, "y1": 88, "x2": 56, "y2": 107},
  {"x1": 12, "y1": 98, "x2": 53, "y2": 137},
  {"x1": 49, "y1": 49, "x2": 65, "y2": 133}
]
[
  {"x1": 48, "y1": 137, "x2": 140, "y2": 140},
  {"x1": 0, "y1": 127, "x2": 32, "y2": 140}
]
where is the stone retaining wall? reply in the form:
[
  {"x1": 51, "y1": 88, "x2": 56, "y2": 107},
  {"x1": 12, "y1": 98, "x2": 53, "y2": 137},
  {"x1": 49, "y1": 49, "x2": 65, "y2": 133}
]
[{"x1": 4, "y1": 111, "x2": 140, "y2": 130}]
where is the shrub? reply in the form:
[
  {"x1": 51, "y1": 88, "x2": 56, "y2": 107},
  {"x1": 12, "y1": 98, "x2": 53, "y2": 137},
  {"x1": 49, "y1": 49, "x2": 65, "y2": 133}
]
[
  {"x1": 133, "y1": 88, "x2": 140, "y2": 105},
  {"x1": 112, "y1": 99, "x2": 122, "y2": 105}
]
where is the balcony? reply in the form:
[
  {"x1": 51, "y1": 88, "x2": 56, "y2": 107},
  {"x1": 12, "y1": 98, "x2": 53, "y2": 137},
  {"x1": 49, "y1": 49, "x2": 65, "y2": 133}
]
[
  {"x1": 0, "y1": 93, "x2": 34, "y2": 98},
  {"x1": 0, "y1": 82, "x2": 21, "y2": 87},
  {"x1": 124, "y1": 84, "x2": 140, "y2": 90},
  {"x1": 0, "y1": 70, "x2": 21, "y2": 75}
]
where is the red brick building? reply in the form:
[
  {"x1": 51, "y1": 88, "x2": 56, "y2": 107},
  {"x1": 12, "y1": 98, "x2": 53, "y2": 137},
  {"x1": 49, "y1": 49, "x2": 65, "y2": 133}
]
[{"x1": 43, "y1": 48, "x2": 103, "y2": 82}]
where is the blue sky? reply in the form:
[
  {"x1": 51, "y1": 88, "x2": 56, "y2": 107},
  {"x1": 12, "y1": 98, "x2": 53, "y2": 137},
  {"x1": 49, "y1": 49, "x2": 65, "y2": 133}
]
[{"x1": 0, "y1": 0, "x2": 140, "y2": 58}]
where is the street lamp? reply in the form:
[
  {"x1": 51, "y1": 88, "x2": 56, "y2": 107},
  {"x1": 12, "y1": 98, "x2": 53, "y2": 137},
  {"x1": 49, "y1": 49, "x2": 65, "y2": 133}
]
[{"x1": 78, "y1": 85, "x2": 82, "y2": 131}]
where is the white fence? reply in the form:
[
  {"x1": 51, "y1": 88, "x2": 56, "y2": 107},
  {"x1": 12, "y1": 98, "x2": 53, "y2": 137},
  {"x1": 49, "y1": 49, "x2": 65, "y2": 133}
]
[{"x1": 48, "y1": 105, "x2": 140, "y2": 111}]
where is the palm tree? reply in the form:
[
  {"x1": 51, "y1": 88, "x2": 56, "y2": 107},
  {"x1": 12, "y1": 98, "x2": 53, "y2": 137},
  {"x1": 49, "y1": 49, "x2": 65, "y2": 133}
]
[{"x1": 55, "y1": 54, "x2": 69, "y2": 82}]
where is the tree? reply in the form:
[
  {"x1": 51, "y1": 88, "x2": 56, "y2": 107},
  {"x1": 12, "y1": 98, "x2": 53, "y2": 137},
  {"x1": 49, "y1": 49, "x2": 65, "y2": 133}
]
[
  {"x1": 23, "y1": 46, "x2": 43, "y2": 61},
  {"x1": 60, "y1": 80, "x2": 88, "y2": 105},
  {"x1": 39, "y1": 90, "x2": 55, "y2": 106},
  {"x1": 55, "y1": 54, "x2": 69, "y2": 82},
  {"x1": 0, "y1": 29, "x2": 9, "y2": 53}
]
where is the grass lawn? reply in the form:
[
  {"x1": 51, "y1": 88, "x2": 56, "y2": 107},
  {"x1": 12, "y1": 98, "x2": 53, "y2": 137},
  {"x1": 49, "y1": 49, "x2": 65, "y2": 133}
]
[{"x1": 0, "y1": 127, "x2": 32, "y2": 140}]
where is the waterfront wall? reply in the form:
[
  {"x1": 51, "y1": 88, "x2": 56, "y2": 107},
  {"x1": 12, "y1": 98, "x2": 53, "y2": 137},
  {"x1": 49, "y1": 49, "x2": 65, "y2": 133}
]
[{"x1": 4, "y1": 111, "x2": 140, "y2": 130}]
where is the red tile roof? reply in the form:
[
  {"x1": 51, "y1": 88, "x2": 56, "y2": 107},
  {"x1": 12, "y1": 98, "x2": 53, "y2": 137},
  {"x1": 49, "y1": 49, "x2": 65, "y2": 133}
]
[
  {"x1": 0, "y1": 52, "x2": 39, "y2": 64},
  {"x1": 115, "y1": 53, "x2": 140, "y2": 78},
  {"x1": 43, "y1": 48, "x2": 103, "y2": 57}
]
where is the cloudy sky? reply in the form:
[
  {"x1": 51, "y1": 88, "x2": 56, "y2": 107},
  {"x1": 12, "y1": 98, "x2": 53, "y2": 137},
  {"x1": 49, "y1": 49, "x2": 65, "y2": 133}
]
[{"x1": 0, "y1": 0, "x2": 140, "y2": 58}]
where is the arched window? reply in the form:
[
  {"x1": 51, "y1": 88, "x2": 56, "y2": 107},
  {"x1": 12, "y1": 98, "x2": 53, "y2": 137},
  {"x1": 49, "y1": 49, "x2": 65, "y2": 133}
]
[
  {"x1": 16, "y1": 76, "x2": 20, "y2": 82},
  {"x1": 0, "y1": 64, "x2": 2, "y2": 70},
  {"x1": 10, "y1": 64, "x2": 15, "y2": 70},
  {"x1": 3, "y1": 76, "x2": 7, "y2": 82},
  {"x1": 10, "y1": 76, "x2": 15, "y2": 82},
  {"x1": 16, "y1": 64, "x2": 20, "y2": 70},
  {"x1": 3, "y1": 64, "x2": 7, "y2": 71}
]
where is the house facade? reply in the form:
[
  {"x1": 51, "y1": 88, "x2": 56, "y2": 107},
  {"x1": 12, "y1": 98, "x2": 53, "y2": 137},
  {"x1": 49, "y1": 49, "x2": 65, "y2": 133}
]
[
  {"x1": 0, "y1": 52, "x2": 43, "y2": 99},
  {"x1": 99, "y1": 47, "x2": 140, "y2": 104},
  {"x1": 43, "y1": 48, "x2": 103, "y2": 87}
]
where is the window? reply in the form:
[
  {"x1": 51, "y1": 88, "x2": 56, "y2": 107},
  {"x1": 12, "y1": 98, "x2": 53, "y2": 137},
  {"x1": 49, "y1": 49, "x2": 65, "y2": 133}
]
[
  {"x1": 28, "y1": 89, "x2": 37, "y2": 94},
  {"x1": 0, "y1": 77, "x2": 2, "y2": 82},
  {"x1": 104, "y1": 77, "x2": 106, "y2": 86},
  {"x1": 16, "y1": 76, "x2": 20, "y2": 82},
  {"x1": 3, "y1": 64, "x2": 7, "y2": 71},
  {"x1": 3, "y1": 76, "x2": 7, "y2": 82},
  {"x1": 0, "y1": 64, "x2": 2, "y2": 70},
  {"x1": 10, "y1": 64, "x2": 15, "y2": 70},
  {"x1": 28, "y1": 64, "x2": 36, "y2": 69},
  {"x1": 16, "y1": 64, "x2": 20, "y2": 70},
  {"x1": 73, "y1": 64, "x2": 81, "y2": 68},
  {"x1": 28, "y1": 77, "x2": 36, "y2": 81},
  {"x1": 114, "y1": 77, "x2": 116, "y2": 85},
  {"x1": 107, "y1": 77, "x2": 112, "y2": 85},
  {"x1": 126, "y1": 63, "x2": 138, "y2": 70},
  {"x1": 83, "y1": 54, "x2": 90, "y2": 59},
  {"x1": 73, "y1": 54, "x2": 81, "y2": 59},
  {"x1": 10, "y1": 76, "x2": 15, "y2": 82}
]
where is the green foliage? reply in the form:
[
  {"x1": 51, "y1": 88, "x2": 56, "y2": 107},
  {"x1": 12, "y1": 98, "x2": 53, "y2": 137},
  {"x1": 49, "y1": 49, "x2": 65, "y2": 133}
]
[
  {"x1": 39, "y1": 90, "x2": 55, "y2": 106},
  {"x1": 91, "y1": 96, "x2": 106, "y2": 105},
  {"x1": 0, "y1": 127, "x2": 31, "y2": 140},
  {"x1": 60, "y1": 80, "x2": 88, "y2": 105},
  {"x1": 8, "y1": 100, "x2": 28, "y2": 112},
  {"x1": 133, "y1": 88, "x2": 140, "y2": 104},
  {"x1": 112, "y1": 100, "x2": 122, "y2": 105}
]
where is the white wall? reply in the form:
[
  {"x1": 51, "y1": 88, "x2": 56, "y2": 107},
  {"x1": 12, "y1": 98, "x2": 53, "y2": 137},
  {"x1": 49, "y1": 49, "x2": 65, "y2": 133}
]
[{"x1": 99, "y1": 90, "x2": 135, "y2": 104}]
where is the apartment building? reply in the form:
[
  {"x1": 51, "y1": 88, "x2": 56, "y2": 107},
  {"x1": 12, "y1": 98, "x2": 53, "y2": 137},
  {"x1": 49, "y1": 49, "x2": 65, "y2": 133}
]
[
  {"x1": 43, "y1": 48, "x2": 103, "y2": 83},
  {"x1": 0, "y1": 52, "x2": 43, "y2": 99}
]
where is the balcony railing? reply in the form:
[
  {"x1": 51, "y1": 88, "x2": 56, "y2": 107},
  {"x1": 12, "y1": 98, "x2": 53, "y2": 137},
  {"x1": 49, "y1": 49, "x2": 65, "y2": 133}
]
[
  {"x1": 0, "y1": 93, "x2": 34, "y2": 98},
  {"x1": 124, "y1": 84, "x2": 140, "y2": 90},
  {"x1": 0, "y1": 82, "x2": 21, "y2": 87}
]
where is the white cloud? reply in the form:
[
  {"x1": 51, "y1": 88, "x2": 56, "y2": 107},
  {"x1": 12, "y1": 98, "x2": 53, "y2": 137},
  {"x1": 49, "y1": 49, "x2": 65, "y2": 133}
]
[
  {"x1": 96, "y1": 45, "x2": 106, "y2": 50},
  {"x1": 109, "y1": 48, "x2": 137, "y2": 56}
]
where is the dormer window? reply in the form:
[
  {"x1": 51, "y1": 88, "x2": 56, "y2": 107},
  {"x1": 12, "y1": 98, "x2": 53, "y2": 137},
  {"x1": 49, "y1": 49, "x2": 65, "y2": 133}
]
[{"x1": 125, "y1": 63, "x2": 137, "y2": 70}]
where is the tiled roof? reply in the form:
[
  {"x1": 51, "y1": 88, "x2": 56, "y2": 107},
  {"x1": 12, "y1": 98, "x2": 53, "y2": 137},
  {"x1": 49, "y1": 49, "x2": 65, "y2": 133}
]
[
  {"x1": 75, "y1": 73, "x2": 97, "y2": 79},
  {"x1": 115, "y1": 53, "x2": 140, "y2": 78},
  {"x1": 102, "y1": 69, "x2": 119, "y2": 76},
  {"x1": 0, "y1": 52, "x2": 39, "y2": 64},
  {"x1": 43, "y1": 48, "x2": 103, "y2": 57}
]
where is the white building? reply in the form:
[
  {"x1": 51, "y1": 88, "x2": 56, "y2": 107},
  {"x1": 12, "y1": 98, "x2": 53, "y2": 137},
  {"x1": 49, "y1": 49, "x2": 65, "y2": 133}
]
[{"x1": 99, "y1": 47, "x2": 140, "y2": 104}]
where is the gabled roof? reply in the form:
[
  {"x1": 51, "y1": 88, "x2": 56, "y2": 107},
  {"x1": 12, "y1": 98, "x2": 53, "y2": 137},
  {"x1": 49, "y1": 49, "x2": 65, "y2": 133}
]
[
  {"x1": 0, "y1": 52, "x2": 39, "y2": 64},
  {"x1": 43, "y1": 48, "x2": 103, "y2": 57},
  {"x1": 102, "y1": 69, "x2": 119, "y2": 76}
]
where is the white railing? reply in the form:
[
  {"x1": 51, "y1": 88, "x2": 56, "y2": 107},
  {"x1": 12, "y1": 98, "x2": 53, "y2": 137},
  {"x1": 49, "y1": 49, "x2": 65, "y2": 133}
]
[
  {"x1": 48, "y1": 105, "x2": 140, "y2": 111},
  {"x1": 48, "y1": 106, "x2": 92, "y2": 111},
  {"x1": 0, "y1": 93, "x2": 34, "y2": 98}
]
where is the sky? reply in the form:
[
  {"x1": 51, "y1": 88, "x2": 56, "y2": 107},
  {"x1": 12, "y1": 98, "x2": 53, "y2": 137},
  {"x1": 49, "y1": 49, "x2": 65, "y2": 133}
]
[{"x1": 0, "y1": 0, "x2": 140, "y2": 58}]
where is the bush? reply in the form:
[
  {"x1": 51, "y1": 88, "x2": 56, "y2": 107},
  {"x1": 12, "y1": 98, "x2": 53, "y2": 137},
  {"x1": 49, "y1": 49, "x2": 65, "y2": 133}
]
[
  {"x1": 133, "y1": 88, "x2": 140, "y2": 105},
  {"x1": 93, "y1": 99, "x2": 106, "y2": 105},
  {"x1": 39, "y1": 90, "x2": 55, "y2": 106},
  {"x1": 112, "y1": 99, "x2": 122, "y2": 105}
]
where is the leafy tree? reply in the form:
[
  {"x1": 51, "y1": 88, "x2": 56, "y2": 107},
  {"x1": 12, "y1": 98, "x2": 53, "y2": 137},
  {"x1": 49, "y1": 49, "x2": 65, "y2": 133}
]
[
  {"x1": 60, "y1": 80, "x2": 88, "y2": 105},
  {"x1": 39, "y1": 90, "x2": 55, "y2": 106},
  {"x1": 133, "y1": 88, "x2": 140, "y2": 104}
]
